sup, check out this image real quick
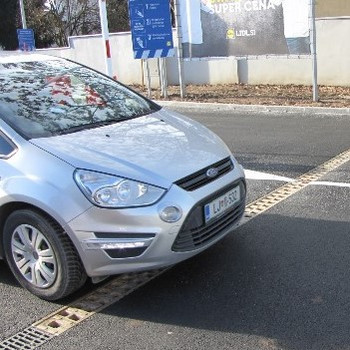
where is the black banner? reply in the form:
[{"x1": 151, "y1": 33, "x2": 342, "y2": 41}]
[{"x1": 180, "y1": 0, "x2": 311, "y2": 58}]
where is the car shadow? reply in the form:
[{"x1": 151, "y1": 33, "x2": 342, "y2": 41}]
[
  {"x1": 102, "y1": 213, "x2": 350, "y2": 350},
  {"x1": 0, "y1": 257, "x2": 98, "y2": 305},
  {"x1": 0, "y1": 260, "x2": 18, "y2": 287}
]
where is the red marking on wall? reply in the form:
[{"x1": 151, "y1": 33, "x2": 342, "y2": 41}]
[{"x1": 105, "y1": 40, "x2": 111, "y2": 58}]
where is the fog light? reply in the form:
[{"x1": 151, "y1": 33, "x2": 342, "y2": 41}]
[
  {"x1": 159, "y1": 205, "x2": 182, "y2": 223},
  {"x1": 83, "y1": 238, "x2": 153, "y2": 250},
  {"x1": 100, "y1": 241, "x2": 145, "y2": 249}
]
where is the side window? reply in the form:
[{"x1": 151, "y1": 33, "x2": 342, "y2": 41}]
[{"x1": 0, "y1": 133, "x2": 16, "y2": 158}]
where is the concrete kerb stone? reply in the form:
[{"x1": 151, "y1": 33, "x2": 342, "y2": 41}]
[{"x1": 155, "y1": 100, "x2": 350, "y2": 116}]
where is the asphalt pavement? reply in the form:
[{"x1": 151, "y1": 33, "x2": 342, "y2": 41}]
[{"x1": 1, "y1": 103, "x2": 350, "y2": 350}]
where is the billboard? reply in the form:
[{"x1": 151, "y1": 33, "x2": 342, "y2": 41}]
[{"x1": 179, "y1": 0, "x2": 311, "y2": 58}]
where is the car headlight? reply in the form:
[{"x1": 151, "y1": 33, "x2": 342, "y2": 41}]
[{"x1": 74, "y1": 169, "x2": 166, "y2": 208}]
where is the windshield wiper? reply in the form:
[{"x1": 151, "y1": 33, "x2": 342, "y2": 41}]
[{"x1": 54, "y1": 119, "x2": 122, "y2": 136}]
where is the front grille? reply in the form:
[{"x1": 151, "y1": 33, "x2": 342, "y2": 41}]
[
  {"x1": 175, "y1": 157, "x2": 234, "y2": 191},
  {"x1": 172, "y1": 180, "x2": 246, "y2": 252}
]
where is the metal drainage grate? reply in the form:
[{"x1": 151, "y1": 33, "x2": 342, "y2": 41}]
[{"x1": 0, "y1": 327, "x2": 52, "y2": 350}]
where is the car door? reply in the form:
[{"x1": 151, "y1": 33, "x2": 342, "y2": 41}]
[{"x1": 0, "y1": 129, "x2": 18, "y2": 259}]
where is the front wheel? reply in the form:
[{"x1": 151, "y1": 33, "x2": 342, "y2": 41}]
[{"x1": 3, "y1": 209, "x2": 87, "y2": 300}]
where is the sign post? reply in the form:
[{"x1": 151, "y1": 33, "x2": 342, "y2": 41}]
[{"x1": 129, "y1": 0, "x2": 175, "y2": 98}]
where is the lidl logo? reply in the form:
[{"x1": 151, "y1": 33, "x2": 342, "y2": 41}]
[
  {"x1": 226, "y1": 28, "x2": 236, "y2": 39},
  {"x1": 226, "y1": 28, "x2": 257, "y2": 39}
]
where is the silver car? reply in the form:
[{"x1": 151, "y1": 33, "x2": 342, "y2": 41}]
[{"x1": 0, "y1": 54, "x2": 246, "y2": 300}]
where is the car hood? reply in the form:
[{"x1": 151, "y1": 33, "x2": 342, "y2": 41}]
[{"x1": 31, "y1": 109, "x2": 231, "y2": 188}]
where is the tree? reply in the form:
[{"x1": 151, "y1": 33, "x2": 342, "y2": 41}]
[
  {"x1": 0, "y1": 0, "x2": 19, "y2": 50},
  {"x1": 0, "y1": 0, "x2": 137, "y2": 50},
  {"x1": 0, "y1": 0, "x2": 54, "y2": 50},
  {"x1": 106, "y1": 0, "x2": 130, "y2": 33},
  {"x1": 24, "y1": 0, "x2": 55, "y2": 48},
  {"x1": 45, "y1": 0, "x2": 101, "y2": 47}
]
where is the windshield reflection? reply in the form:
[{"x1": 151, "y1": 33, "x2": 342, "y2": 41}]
[{"x1": 0, "y1": 59, "x2": 158, "y2": 138}]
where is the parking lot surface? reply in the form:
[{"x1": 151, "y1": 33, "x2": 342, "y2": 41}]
[{"x1": 1, "y1": 105, "x2": 350, "y2": 350}]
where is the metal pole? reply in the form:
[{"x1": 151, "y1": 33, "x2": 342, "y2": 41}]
[
  {"x1": 159, "y1": 58, "x2": 168, "y2": 98},
  {"x1": 309, "y1": 0, "x2": 319, "y2": 102},
  {"x1": 157, "y1": 58, "x2": 162, "y2": 93},
  {"x1": 185, "y1": 0, "x2": 193, "y2": 58},
  {"x1": 99, "y1": 0, "x2": 113, "y2": 77},
  {"x1": 158, "y1": 58, "x2": 164, "y2": 97},
  {"x1": 174, "y1": 0, "x2": 186, "y2": 98},
  {"x1": 141, "y1": 59, "x2": 145, "y2": 87},
  {"x1": 144, "y1": 60, "x2": 152, "y2": 99},
  {"x1": 161, "y1": 58, "x2": 168, "y2": 98},
  {"x1": 19, "y1": 0, "x2": 27, "y2": 29}
]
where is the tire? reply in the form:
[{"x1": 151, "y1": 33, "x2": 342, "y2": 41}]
[{"x1": 3, "y1": 209, "x2": 87, "y2": 301}]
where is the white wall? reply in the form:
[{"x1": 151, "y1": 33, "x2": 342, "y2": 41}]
[
  {"x1": 38, "y1": 33, "x2": 142, "y2": 83},
  {"x1": 317, "y1": 18, "x2": 350, "y2": 86},
  {"x1": 241, "y1": 18, "x2": 350, "y2": 86},
  {"x1": 38, "y1": 17, "x2": 350, "y2": 87}
]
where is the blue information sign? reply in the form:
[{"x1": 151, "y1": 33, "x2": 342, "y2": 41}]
[
  {"x1": 17, "y1": 29, "x2": 36, "y2": 51},
  {"x1": 129, "y1": 0, "x2": 174, "y2": 59}
]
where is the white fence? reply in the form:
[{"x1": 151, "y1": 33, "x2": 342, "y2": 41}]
[{"x1": 38, "y1": 17, "x2": 350, "y2": 87}]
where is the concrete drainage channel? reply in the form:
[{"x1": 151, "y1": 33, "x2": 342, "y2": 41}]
[
  {"x1": 0, "y1": 270, "x2": 167, "y2": 350},
  {"x1": 1, "y1": 147, "x2": 350, "y2": 350}
]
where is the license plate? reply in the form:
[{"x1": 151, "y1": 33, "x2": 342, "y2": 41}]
[{"x1": 204, "y1": 186, "x2": 240, "y2": 223}]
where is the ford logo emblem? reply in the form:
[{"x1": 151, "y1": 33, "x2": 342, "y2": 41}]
[{"x1": 206, "y1": 167, "x2": 219, "y2": 178}]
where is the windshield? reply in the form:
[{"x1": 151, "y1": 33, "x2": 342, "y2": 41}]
[{"x1": 0, "y1": 58, "x2": 159, "y2": 138}]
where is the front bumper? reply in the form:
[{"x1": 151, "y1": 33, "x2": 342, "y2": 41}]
[{"x1": 65, "y1": 169, "x2": 246, "y2": 277}]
